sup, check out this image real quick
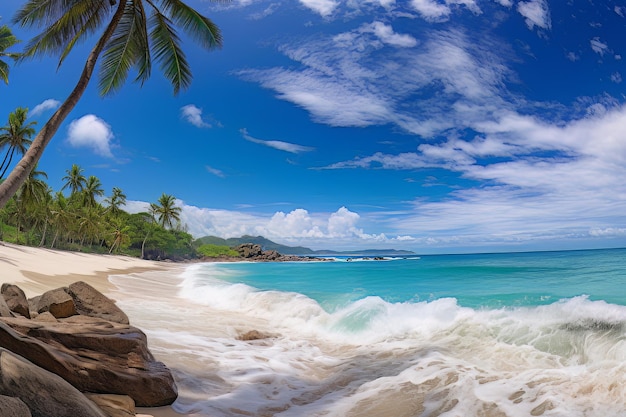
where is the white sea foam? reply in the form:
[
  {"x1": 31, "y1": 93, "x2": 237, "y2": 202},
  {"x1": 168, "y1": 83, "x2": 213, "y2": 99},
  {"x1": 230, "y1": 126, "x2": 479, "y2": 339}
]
[{"x1": 109, "y1": 264, "x2": 626, "y2": 417}]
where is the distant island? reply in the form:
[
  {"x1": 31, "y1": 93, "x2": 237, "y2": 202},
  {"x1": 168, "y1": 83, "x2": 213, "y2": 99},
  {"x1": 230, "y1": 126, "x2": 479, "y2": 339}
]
[{"x1": 194, "y1": 235, "x2": 416, "y2": 257}]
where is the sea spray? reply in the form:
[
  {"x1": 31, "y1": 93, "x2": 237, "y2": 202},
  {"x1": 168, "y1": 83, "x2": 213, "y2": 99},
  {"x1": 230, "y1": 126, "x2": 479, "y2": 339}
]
[{"x1": 109, "y1": 249, "x2": 626, "y2": 416}]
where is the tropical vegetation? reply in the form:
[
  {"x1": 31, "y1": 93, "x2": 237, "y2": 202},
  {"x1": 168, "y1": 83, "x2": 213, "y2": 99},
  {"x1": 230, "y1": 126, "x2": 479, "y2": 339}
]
[{"x1": 0, "y1": 162, "x2": 238, "y2": 260}]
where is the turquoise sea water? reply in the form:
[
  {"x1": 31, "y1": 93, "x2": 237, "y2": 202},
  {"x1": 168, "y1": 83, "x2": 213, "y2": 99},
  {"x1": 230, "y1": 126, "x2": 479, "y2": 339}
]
[
  {"x1": 190, "y1": 248, "x2": 626, "y2": 310},
  {"x1": 113, "y1": 247, "x2": 626, "y2": 417}
]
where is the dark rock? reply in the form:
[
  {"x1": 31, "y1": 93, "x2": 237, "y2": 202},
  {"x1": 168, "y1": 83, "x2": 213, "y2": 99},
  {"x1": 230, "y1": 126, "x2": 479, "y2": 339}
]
[
  {"x1": 0, "y1": 316, "x2": 177, "y2": 407},
  {"x1": 1, "y1": 284, "x2": 30, "y2": 318},
  {"x1": 238, "y1": 330, "x2": 270, "y2": 341},
  {"x1": 0, "y1": 395, "x2": 32, "y2": 417},
  {"x1": 0, "y1": 348, "x2": 107, "y2": 417},
  {"x1": 236, "y1": 243, "x2": 263, "y2": 258},
  {"x1": 67, "y1": 281, "x2": 129, "y2": 325},
  {"x1": 36, "y1": 288, "x2": 77, "y2": 318}
]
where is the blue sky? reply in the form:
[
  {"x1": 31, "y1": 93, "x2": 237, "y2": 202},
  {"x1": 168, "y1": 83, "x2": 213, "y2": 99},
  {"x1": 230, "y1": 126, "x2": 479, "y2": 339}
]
[{"x1": 1, "y1": 0, "x2": 626, "y2": 254}]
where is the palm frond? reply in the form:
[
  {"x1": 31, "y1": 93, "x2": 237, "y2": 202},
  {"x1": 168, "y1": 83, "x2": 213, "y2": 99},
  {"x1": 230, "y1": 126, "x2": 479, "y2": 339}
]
[
  {"x1": 99, "y1": 1, "x2": 149, "y2": 95},
  {"x1": 0, "y1": 61, "x2": 9, "y2": 85},
  {"x1": 18, "y1": 0, "x2": 112, "y2": 61},
  {"x1": 160, "y1": 0, "x2": 222, "y2": 49},
  {"x1": 149, "y1": 11, "x2": 191, "y2": 94},
  {"x1": 0, "y1": 26, "x2": 19, "y2": 52}
]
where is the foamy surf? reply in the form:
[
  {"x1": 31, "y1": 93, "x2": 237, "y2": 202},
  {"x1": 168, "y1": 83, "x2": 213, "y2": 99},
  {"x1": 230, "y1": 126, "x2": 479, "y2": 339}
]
[{"x1": 108, "y1": 252, "x2": 626, "y2": 416}]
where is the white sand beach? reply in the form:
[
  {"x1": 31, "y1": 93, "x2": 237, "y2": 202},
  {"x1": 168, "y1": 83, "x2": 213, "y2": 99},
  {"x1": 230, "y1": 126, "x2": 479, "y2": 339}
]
[{"x1": 0, "y1": 242, "x2": 184, "y2": 417}]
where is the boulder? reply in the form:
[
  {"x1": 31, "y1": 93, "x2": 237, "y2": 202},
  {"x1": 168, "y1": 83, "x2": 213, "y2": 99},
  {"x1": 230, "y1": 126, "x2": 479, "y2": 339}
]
[
  {"x1": 0, "y1": 316, "x2": 177, "y2": 407},
  {"x1": 1, "y1": 284, "x2": 30, "y2": 318},
  {"x1": 236, "y1": 243, "x2": 263, "y2": 258},
  {"x1": 36, "y1": 288, "x2": 77, "y2": 318},
  {"x1": 67, "y1": 281, "x2": 129, "y2": 325},
  {"x1": 83, "y1": 394, "x2": 135, "y2": 417},
  {"x1": 0, "y1": 348, "x2": 106, "y2": 417},
  {"x1": 0, "y1": 297, "x2": 13, "y2": 318},
  {"x1": 0, "y1": 395, "x2": 32, "y2": 417}
]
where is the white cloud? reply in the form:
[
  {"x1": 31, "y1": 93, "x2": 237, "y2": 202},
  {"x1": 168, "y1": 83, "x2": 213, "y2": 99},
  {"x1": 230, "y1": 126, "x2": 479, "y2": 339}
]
[
  {"x1": 181, "y1": 104, "x2": 211, "y2": 128},
  {"x1": 240, "y1": 128, "x2": 314, "y2": 153},
  {"x1": 66, "y1": 114, "x2": 114, "y2": 158},
  {"x1": 517, "y1": 0, "x2": 551, "y2": 30},
  {"x1": 590, "y1": 37, "x2": 609, "y2": 56},
  {"x1": 205, "y1": 165, "x2": 225, "y2": 178},
  {"x1": 410, "y1": 0, "x2": 451, "y2": 21},
  {"x1": 299, "y1": 0, "x2": 339, "y2": 17},
  {"x1": 370, "y1": 22, "x2": 418, "y2": 48},
  {"x1": 30, "y1": 99, "x2": 60, "y2": 117},
  {"x1": 611, "y1": 72, "x2": 622, "y2": 84}
]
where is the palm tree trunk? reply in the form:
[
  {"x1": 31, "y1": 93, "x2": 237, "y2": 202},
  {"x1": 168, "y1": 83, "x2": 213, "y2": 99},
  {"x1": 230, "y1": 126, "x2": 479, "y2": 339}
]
[{"x1": 0, "y1": 1, "x2": 128, "y2": 208}]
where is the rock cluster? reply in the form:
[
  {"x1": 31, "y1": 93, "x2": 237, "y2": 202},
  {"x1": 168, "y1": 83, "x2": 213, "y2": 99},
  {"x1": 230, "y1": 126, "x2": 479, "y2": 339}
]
[
  {"x1": 0, "y1": 282, "x2": 177, "y2": 417},
  {"x1": 234, "y1": 243, "x2": 328, "y2": 262}
]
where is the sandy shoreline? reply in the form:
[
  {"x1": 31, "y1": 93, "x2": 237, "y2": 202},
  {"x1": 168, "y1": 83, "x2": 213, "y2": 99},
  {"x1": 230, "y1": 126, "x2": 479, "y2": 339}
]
[{"x1": 0, "y1": 242, "x2": 186, "y2": 417}]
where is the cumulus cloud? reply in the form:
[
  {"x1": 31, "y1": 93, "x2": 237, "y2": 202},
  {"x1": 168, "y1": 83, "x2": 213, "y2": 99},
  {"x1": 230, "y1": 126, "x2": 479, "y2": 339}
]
[
  {"x1": 370, "y1": 21, "x2": 418, "y2": 47},
  {"x1": 181, "y1": 104, "x2": 212, "y2": 128},
  {"x1": 30, "y1": 99, "x2": 61, "y2": 117},
  {"x1": 240, "y1": 128, "x2": 314, "y2": 153},
  {"x1": 517, "y1": 0, "x2": 551, "y2": 30},
  {"x1": 66, "y1": 115, "x2": 114, "y2": 157}
]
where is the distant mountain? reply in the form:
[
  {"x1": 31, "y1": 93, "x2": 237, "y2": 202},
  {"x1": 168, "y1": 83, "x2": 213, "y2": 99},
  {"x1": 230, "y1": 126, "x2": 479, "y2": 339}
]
[{"x1": 193, "y1": 235, "x2": 416, "y2": 256}]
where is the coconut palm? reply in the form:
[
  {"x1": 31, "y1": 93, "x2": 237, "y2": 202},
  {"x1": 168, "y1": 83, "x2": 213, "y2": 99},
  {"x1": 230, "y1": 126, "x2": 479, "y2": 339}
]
[
  {"x1": 151, "y1": 193, "x2": 181, "y2": 229},
  {"x1": 104, "y1": 186, "x2": 126, "y2": 216},
  {"x1": 82, "y1": 175, "x2": 104, "y2": 207},
  {"x1": 14, "y1": 165, "x2": 48, "y2": 243},
  {"x1": 0, "y1": 0, "x2": 223, "y2": 207},
  {"x1": 0, "y1": 25, "x2": 19, "y2": 85},
  {"x1": 0, "y1": 107, "x2": 37, "y2": 179},
  {"x1": 61, "y1": 164, "x2": 86, "y2": 196}
]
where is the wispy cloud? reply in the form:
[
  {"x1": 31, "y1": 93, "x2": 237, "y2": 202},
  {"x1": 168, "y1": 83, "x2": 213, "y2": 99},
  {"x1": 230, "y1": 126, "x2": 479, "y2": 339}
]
[
  {"x1": 206, "y1": 165, "x2": 226, "y2": 178},
  {"x1": 590, "y1": 37, "x2": 609, "y2": 56},
  {"x1": 240, "y1": 128, "x2": 314, "y2": 153},
  {"x1": 181, "y1": 104, "x2": 212, "y2": 128},
  {"x1": 30, "y1": 99, "x2": 60, "y2": 117},
  {"x1": 66, "y1": 114, "x2": 115, "y2": 158}
]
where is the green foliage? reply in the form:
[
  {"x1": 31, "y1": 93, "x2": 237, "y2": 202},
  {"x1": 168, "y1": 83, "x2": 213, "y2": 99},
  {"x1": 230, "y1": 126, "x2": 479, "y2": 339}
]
[
  {"x1": 197, "y1": 244, "x2": 240, "y2": 258},
  {"x1": 0, "y1": 164, "x2": 199, "y2": 261}
]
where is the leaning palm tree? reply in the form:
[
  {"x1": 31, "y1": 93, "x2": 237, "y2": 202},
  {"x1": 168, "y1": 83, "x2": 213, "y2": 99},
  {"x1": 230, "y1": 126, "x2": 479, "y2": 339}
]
[
  {"x1": 152, "y1": 193, "x2": 181, "y2": 229},
  {"x1": 0, "y1": 107, "x2": 37, "y2": 179},
  {"x1": 0, "y1": 0, "x2": 223, "y2": 207},
  {"x1": 0, "y1": 25, "x2": 19, "y2": 85}
]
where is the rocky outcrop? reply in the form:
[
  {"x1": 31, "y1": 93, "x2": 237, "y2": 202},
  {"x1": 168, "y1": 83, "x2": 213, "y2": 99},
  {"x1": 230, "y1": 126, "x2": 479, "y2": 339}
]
[
  {"x1": 234, "y1": 243, "x2": 328, "y2": 262},
  {"x1": 36, "y1": 288, "x2": 77, "y2": 318},
  {"x1": 0, "y1": 282, "x2": 178, "y2": 414},
  {"x1": 67, "y1": 281, "x2": 129, "y2": 324},
  {"x1": 0, "y1": 348, "x2": 107, "y2": 417},
  {"x1": 1, "y1": 284, "x2": 30, "y2": 318}
]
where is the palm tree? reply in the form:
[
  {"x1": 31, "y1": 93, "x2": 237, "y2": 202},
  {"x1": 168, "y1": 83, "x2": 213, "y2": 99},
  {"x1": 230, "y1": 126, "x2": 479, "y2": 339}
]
[
  {"x1": 152, "y1": 193, "x2": 181, "y2": 229},
  {"x1": 0, "y1": 107, "x2": 37, "y2": 179},
  {"x1": 104, "y1": 186, "x2": 126, "y2": 216},
  {"x1": 82, "y1": 175, "x2": 104, "y2": 207},
  {"x1": 61, "y1": 164, "x2": 86, "y2": 196},
  {"x1": 0, "y1": 0, "x2": 223, "y2": 207},
  {"x1": 0, "y1": 26, "x2": 18, "y2": 85},
  {"x1": 14, "y1": 165, "x2": 48, "y2": 243}
]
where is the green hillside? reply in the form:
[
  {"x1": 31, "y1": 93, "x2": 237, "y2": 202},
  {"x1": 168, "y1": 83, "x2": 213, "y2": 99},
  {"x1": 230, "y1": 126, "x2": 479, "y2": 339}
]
[{"x1": 193, "y1": 235, "x2": 416, "y2": 256}]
